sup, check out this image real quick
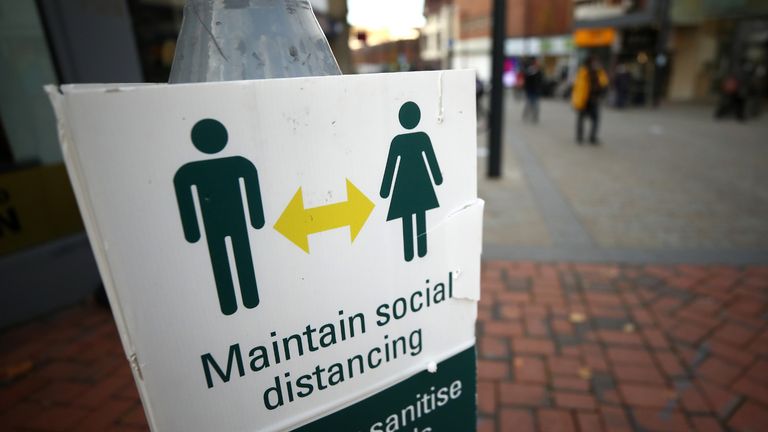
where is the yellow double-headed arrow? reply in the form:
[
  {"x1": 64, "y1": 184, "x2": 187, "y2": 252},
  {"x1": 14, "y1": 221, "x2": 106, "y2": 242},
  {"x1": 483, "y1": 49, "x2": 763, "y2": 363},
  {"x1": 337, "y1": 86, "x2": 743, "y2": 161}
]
[{"x1": 274, "y1": 179, "x2": 375, "y2": 253}]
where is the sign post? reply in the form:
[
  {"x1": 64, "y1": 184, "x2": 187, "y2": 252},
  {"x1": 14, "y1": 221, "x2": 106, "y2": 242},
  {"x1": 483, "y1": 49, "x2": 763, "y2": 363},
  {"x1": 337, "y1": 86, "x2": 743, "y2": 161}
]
[{"x1": 49, "y1": 70, "x2": 483, "y2": 431}]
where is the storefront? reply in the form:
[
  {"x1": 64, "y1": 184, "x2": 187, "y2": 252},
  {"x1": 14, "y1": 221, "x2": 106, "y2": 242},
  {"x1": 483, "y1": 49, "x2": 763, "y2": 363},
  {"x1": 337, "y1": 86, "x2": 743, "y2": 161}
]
[
  {"x1": 668, "y1": 1, "x2": 768, "y2": 103},
  {"x1": 573, "y1": 0, "x2": 671, "y2": 105},
  {"x1": 0, "y1": 0, "x2": 142, "y2": 326}
]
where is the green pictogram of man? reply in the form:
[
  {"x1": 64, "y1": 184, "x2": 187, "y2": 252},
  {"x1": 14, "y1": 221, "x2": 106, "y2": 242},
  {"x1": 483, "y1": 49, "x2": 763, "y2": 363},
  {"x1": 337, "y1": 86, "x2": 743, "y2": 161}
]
[{"x1": 174, "y1": 119, "x2": 265, "y2": 315}]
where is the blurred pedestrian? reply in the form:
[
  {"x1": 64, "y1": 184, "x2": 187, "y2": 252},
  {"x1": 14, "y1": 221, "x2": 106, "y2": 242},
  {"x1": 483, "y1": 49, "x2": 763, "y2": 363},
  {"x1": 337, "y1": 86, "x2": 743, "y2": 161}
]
[
  {"x1": 512, "y1": 65, "x2": 525, "y2": 101},
  {"x1": 522, "y1": 58, "x2": 543, "y2": 123},
  {"x1": 715, "y1": 71, "x2": 746, "y2": 121},
  {"x1": 572, "y1": 55, "x2": 608, "y2": 144},
  {"x1": 614, "y1": 63, "x2": 631, "y2": 109},
  {"x1": 746, "y1": 64, "x2": 766, "y2": 118}
]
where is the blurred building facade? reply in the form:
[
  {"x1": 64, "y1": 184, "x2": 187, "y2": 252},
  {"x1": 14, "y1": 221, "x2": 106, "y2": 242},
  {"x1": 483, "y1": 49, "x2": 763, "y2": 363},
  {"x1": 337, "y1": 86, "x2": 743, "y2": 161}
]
[
  {"x1": 451, "y1": 0, "x2": 573, "y2": 84},
  {"x1": 0, "y1": 0, "x2": 144, "y2": 327},
  {"x1": 668, "y1": 0, "x2": 768, "y2": 102},
  {"x1": 420, "y1": 0, "x2": 455, "y2": 70},
  {"x1": 349, "y1": 11, "x2": 424, "y2": 73},
  {"x1": 349, "y1": 0, "x2": 768, "y2": 107},
  {"x1": 574, "y1": 0, "x2": 670, "y2": 105},
  {"x1": 574, "y1": 0, "x2": 768, "y2": 104},
  {"x1": 350, "y1": 0, "x2": 574, "y2": 83},
  {"x1": 351, "y1": 38, "x2": 422, "y2": 73},
  {"x1": 345, "y1": 0, "x2": 462, "y2": 74}
]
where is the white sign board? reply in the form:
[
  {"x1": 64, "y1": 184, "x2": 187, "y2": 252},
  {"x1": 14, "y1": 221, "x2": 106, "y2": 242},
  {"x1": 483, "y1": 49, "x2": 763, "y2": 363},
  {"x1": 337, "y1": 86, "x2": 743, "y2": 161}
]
[{"x1": 49, "y1": 71, "x2": 483, "y2": 431}]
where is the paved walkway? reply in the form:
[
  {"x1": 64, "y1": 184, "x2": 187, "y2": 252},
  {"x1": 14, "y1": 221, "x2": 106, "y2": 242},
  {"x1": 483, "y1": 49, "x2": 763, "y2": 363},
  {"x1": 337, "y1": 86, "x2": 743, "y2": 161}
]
[
  {"x1": 1, "y1": 262, "x2": 767, "y2": 431},
  {"x1": 0, "y1": 307, "x2": 146, "y2": 431},
  {"x1": 479, "y1": 100, "x2": 768, "y2": 264}
]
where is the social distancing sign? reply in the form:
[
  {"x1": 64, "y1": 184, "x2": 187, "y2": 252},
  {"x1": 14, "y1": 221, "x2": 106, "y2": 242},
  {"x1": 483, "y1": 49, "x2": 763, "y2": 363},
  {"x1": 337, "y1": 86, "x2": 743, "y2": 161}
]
[{"x1": 49, "y1": 70, "x2": 483, "y2": 432}]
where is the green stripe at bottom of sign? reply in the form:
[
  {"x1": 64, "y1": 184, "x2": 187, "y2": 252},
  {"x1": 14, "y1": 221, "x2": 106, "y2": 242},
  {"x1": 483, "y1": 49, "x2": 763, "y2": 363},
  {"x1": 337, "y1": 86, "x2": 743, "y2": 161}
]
[{"x1": 293, "y1": 345, "x2": 476, "y2": 432}]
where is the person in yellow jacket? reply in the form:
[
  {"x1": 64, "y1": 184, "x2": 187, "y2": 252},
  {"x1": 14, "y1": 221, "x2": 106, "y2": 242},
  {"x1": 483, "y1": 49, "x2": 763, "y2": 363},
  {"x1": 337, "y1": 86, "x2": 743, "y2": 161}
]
[{"x1": 572, "y1": 56, "x2": 609, "y2": 144}]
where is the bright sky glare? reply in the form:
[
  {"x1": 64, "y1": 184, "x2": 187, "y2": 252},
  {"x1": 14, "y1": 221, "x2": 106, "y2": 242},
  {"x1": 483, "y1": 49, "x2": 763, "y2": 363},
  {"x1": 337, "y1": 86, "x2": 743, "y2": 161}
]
[{"x1": 347, "y1": 0, "x2": 426, "y2": 29}]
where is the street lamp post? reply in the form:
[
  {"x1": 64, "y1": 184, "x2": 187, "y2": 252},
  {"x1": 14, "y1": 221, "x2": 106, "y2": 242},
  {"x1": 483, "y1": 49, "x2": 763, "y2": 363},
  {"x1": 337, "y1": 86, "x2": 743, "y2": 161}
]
[{"x1": 488, "y1": 0, "x2": 506, "y2": 178}]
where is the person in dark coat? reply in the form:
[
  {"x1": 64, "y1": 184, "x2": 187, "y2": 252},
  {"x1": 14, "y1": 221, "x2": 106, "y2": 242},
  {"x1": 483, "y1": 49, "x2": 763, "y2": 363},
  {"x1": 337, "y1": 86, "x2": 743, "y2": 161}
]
[
  {"x1": 614, "y1": 63, "x2": 631, "y2": 109},
  {"x1": 715, "y1": 70, "x2": 746, "y2": 121},
  {"x1": 522, "y1": 58, "x2": 543, "y2": 123}
]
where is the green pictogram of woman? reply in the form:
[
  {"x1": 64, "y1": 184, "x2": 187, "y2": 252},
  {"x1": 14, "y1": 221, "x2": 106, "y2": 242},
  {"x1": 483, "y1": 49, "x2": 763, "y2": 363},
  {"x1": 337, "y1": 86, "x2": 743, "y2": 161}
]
[
  {"x1": 174, "y1": 119, "x2": 265, "y2": 316},
  {"x1": 380, "y1": 101, "x2": 443, "y2": 262}
]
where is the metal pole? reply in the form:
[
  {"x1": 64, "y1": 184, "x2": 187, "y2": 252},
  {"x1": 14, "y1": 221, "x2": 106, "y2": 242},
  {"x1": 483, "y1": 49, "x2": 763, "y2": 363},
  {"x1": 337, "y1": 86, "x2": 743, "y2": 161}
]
[
  {"x1": 169, "y1": 0, "x2": 340, "y2": 83},
  {"x1": 488, "y1": 0, "x2": 506, "y2": 178}
]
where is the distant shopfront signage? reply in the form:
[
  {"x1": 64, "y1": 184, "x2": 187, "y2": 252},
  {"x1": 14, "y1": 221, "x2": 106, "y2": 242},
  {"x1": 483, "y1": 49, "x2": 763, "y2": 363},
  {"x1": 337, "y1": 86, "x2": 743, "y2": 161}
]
[
  {"x1": 574, "y1": 28, "x2": 616, "y2": 47},
  {"x1": 504, "y1": 35, "x2": 573, "y2": 56}
]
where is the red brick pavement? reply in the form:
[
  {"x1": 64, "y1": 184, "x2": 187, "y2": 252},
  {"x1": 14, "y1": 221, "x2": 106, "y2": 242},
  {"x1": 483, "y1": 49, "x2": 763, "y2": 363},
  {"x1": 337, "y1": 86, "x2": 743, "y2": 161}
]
[
  {"x1": 1, "y1": 262, "x2": 767, "y2": 431},
  {"x1": 479, "y1": 262, "x2": 768, "y2": 432},
  {"x1": 0, "y1": 306, "x2": 147, "y2": 431}
]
